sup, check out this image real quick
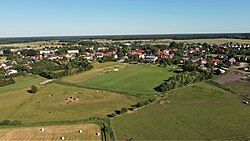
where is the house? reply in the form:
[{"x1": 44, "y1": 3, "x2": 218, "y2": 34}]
[
  {"x1": 145, "y1": 55, "x2": 158, "y2": 62},
  {"x1": 5, "y1": 69, "x2": 18, "y2": 76},
  {"x1": 67, "y1": 50, "x2": 79, "y2": 54},
  {"x1": 0, "y1": 63, "x2": 7, "y2": 68},
  {"x1": 229, "y1": 58, "x2": 236, "y2": 65},
  {"x1": 39, "y1": 50, "x2": 51, "y2": 54}
]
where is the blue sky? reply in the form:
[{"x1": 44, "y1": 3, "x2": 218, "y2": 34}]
[{"x1": 0, "y1": 0, "x2": 250, "y2": 37}]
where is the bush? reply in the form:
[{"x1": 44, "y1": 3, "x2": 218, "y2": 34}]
[
  {"x1": 0, "y1": 120, "x2": 22, "y2": 126},
  {"x1": 107, "y1": 112, "x2": 117, "y2": 118},
  {"x1": 121, "y1": 107, "x2": 128, "y2": 114},
  {"x1": 29, "y1": 85, "x2": 38, "y2": 93}
]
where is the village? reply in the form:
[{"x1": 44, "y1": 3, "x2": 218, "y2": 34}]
[{"x1": 0, "y1": 40, "x2": 249, "y2": 79}]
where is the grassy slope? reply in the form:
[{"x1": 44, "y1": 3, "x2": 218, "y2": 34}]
[
  {"x1": 0, "y1": 124, "x2": 101, "y2": 140},
  {"x1": 82, "y1": 64, "x2": 174, "y2": 95},
  {"x1": 7, "y1": 83, "x2": 139, "y2": 124},
  {"x1": 111, "y1": 82, "x2": 250, "y2": 140}
]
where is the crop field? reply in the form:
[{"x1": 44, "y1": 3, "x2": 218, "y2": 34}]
[
  {"x1": 111, "y1": 82, "x2": 250, "y2": 140},
  {"x1": 173, "y1": 38, "x2": 250, "y2": 45},
  {"x1": 0, "y1": 124, "x2": 101, "y2": 140},
  {"x1": 0, "y1": 40, "x2": 63, "y2": 49},
  {"x1": 81, "y1": 64, "x2": 175, "y2": 96},
  {"x1": 62, "y1": 62, "x2": 128, "y2": 83}
]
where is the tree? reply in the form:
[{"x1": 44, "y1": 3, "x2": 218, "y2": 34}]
[{"x1": 30, "y1": 85, "x2": 38, "y2": 93}]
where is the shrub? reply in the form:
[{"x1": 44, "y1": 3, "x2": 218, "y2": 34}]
[
  {"x1": 0, "y1": 120, "x2": 22, "y2": 126},
  {"x1": 121, "y1": 107, "x2": 128, "y2": 114},
  {"x1": 107, "y1": 112, "x2": 117, "y2": 118},
  {"x1": 30, "y1": 85, "x2": 38, "y2": 93}
]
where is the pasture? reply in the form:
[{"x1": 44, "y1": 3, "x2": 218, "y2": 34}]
[
  {"x1": 3, "y1": 82, "x2": 139, "y2": 124},
  {"x1": 0, "y1": 74, "x2": 46, "y2": 120},
  {"x1": 0, "y1": 124, "x2": 101, "y2": 140},
  {"x1": 111, "y1": 82, "x2": 250, "y2": 140},
  {"x1": 81, "y1": 64, "x2": 175, "y2": 96}
]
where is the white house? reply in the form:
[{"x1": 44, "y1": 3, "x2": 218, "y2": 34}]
[
  {"x1": 67, "y1": 50, "x2": 79, "y2": 54},
  {"x1": 145, "y1": 55, "x2": 158, "y2": 62},
  {"x1": 5, "y1": 69, "x2": 18, "y2": 76},
  {"x1": 39, "y1": 50, "x2": 51, "y2": 54}
]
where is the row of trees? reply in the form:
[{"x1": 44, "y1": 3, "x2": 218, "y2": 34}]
[{"x1": 157, "y1": 70, "x2": 213, "y2": 92}]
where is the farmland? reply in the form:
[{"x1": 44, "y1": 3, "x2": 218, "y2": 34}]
[
  {"x1": 0, "y1": 124, "x2": 101, "y2": 140},
  {"x1": 0, "y1": 40, "x2": 63, "y2": 49},
  {"x1": 62, "y1": 62, "x2": 128, "y2": 83},
  {"x1": 173, "y1": 38, "x2": 250, "y2": 45},
  {"x1": 111, "y1": 82, "x2": 250, "y2": 140},
  {"x1": 81, "y1": 64, "x2": 175, "y2": 96}
]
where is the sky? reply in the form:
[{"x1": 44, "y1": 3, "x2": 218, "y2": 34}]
[{"x1": 0, "y1": 0, "x2": 250, "y2": 37}]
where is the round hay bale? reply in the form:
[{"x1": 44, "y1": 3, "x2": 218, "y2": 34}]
[
  {"x1": 96, "y1": 132, "x2": 101, "y2": 136},
  {"x1": 60, "y1": 136, "x2": 65, "y2": 140},
  {"x1": 79, "y1": 130, "x2": 83, "y2": 133},
  {"x1": 40, "y1": 128, "x2": 44, "y2": 132}
]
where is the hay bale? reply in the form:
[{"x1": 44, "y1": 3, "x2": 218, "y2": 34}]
[
  {"x1": 96, "y1": 132, "x2": 101, "y2": 136},
  {"x1": 60, "y1": 136, "x2": 65, "y2": 140},
  {"x1": 40, "y1": 128, "x2": 44, "y2": 132},
  {"x1": 79, "y1": 130, "x2": 83, "y2": 134}
]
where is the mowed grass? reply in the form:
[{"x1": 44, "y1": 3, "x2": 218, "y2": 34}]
[
  {"x1": 111, "y1": 82, "x2": 250, "y2": 140},
  {"x1": 0, "y1": 74, "x2": 47, "y2": 120},
  {"x1": 223, "y1": 81, "x2": 250, "y2": 96},
  {"x1": 81, "y1": 64, "x2": 175, "y2": 96},
  {"x1": 0, "y1": 124, "x2": 101, "y2": 140},
  {"x1": 6, "y1": 82, "x2": 139, "y2": 124},
  {"x1": 62, "y1": 62, "x2": 128, "y2": 83}
]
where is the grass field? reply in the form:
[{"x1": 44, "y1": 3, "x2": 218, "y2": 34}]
[
  {"x1": 2, "y1": 82, "x2": 139, "y2": 124},
  {"x1": 0, "y1": 74, "x2": 47, "y2": 120},
  {"x1": 0, "y1": 124, "x2": 101, "y2": 140},
  {"x1": 62, "y1": 62, "x2": 128, "y2": 83},
  {"x1": 81, "y1": 64, "x2": 175, "y2": 96},
  {"x1": 111, "y1": 82, "x2": 250, "y2": 140},
  {"x1": 224, "y1": 81, "x2": 250, "y2": 97},
  {"x1": 173, "y1": 38, "x2": 250, "y2": 45}
]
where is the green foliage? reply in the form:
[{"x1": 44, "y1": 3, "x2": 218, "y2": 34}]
[
  {"x1": 30, "y1": 85, "x2": 38, "y2": 93},
  {"x1": 0, "y1": 76, "x2": 15, "y2": 87},
  {"x1": 0, "y1": 120, "x2": 22, "y2": 126}
]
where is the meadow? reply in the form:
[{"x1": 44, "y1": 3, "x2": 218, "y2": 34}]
[
  {"x1": 0, "y1": 124, "x2": 101, "y2": 140},
  {"x1": 111, "y1": 82, "x2": 250, "y2": 140},
  {"x1": 81, "y1": 64, "x2": 175, "y2": 96},
  {"x1": 62, "y1": 62, "x2": 128, "y2": 83}
]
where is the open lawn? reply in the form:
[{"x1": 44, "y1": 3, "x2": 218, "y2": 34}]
[
  {"x1": 62, "y1": 62, "x2": 128, "y2": 83},
  {"x1": 111, "y1": 82, "x2": 250, "y2": 140},
  {"x1": 0, "y1": 124, "x2": 101, "y2": 140},
  {"x1": 3, "y1": 82, "x2": 139, "y2": 124},
  {"x1": 81, "y1": 64, "x2": 175, "y2": 96}
]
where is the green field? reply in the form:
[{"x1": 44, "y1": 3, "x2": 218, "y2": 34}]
[
  {"x1": 111, "y1": 82, "x2": 250, "y2": 140},
  {"x1": 81, "y1": 64, "x2": 175, "y2": 96},
  {"x1": 0, "y1": 73, "x2": 140, "y2": 125},
  {"x1": 62, "y1": 62, "x2": 128, "y2": 83}
]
